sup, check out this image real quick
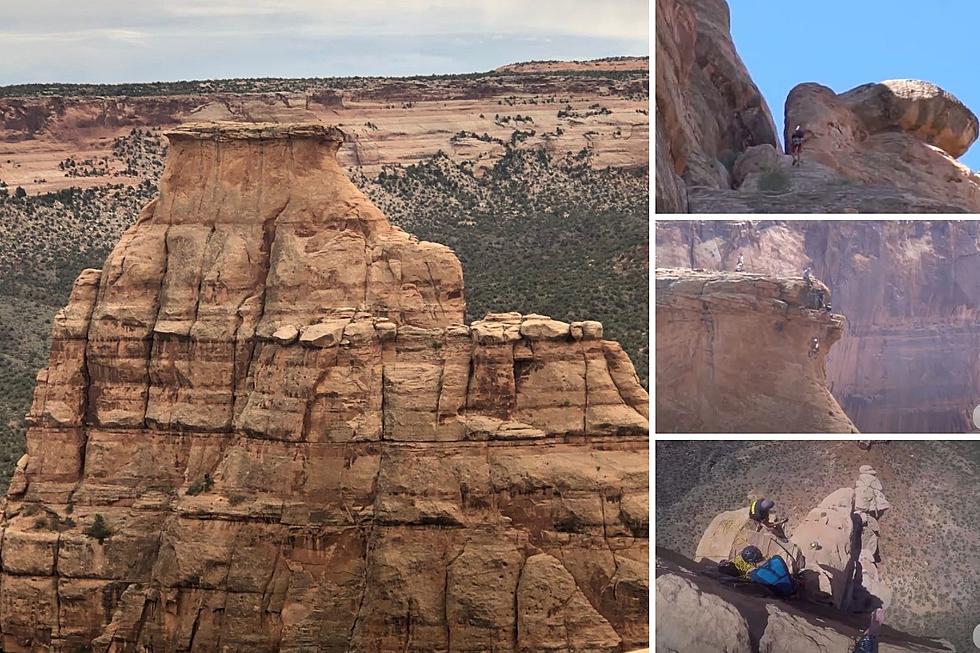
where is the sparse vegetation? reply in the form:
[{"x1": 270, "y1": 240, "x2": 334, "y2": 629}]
[
  {"x1": 758, "y1": 166, "x2": 791, "y2": 193},
  {"x1": 83, "y1": 514, "x2": 111, "y2": 544}
]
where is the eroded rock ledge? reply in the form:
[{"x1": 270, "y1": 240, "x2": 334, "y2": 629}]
[
  {"x1": 655, "y1": 268, "x2": 857, "y2": 433},
  {"x1": 0, "y1": 122, "x2": 649, "y2": 652}
]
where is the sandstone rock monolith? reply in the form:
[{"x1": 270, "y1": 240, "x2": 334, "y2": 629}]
[{"x1": 0, "y1": 122, "x2": 649, "y2": 652}]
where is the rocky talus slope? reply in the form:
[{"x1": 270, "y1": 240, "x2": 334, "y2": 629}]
[
  {"x1": 655, "y1": 0, "x2": 980, "y2": 212},
  {"x1": 655, "y1": 220, "x2": 980, "y2": 433},
  {"x1": 657, "y1": 467, "x2": 955, "y2": 653},
  {"x1": 655, "y1": 268, "x2": 856, "y2": 433},
  {"x1": 0, "y1": 123, "x2": 649, "y2": 651}
]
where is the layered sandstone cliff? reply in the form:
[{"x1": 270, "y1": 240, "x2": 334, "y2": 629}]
[
  {"x1": 0, "y1": 59, "x2": 648, "y2": 196},
  {"x1": 655, "y1": 220, "x2": 980, "y2": 433},
  {"x1": 0, "y1": 122, "x2": 649, "y2": 651},
  {"x1": 657, "y1": 468, "x2": 953, "y2": 653},
  {"x1": 655, "y1": 268, "x2": 856, "y2": 433},
  {"x1": 656, "y1": 0, "x2": 980, "y2": 213}
]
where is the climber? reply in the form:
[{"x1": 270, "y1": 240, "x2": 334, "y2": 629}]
[
  {"x1": 802, "y1": 266, "x2": 813, "y2": 286},
  {"x1": 749, "y1": 498, "x2": 787, "y2": 537},
  {"x1": 735, "y1": 254, "x2": 745, "y2": 272},
  {"x1": 812, "y1": 288, "x2": 826, "y2": 310},
  {"x1": 809, "y1": 337, "x2": 820, "y2": 358},
  {"x1": 717, "y1": 545, "x2": 764, "y2": 578},
  {"x1": 851, "y1": 608, "x2": 886, "y2": 653},
  {"x1": 790, "y1": 124, "x2": 805, "y2": 166}
]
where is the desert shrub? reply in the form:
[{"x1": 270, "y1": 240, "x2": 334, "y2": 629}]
[
  {"x1": 758, "y1": 166, "x2": 790, "y2": 193},
  {"x1": 84, "y1": 514, "x2": 111, "y2": 543},
  {"x1": 186, "y1": 474, "x2": 213, "y2": 496}
]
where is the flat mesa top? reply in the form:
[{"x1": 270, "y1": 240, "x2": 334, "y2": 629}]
[{"x1": 165, "y1": 121, "x2": 346, "y2": 142}]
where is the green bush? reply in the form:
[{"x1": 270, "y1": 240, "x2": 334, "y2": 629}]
[
  {"x1": 758, "y1": 166, "x2": 791, "y2": 193},
  {"x1": 186, "y1": 474, "x2": 214, "y2": 496},
  {"x1": 84, "y1": 514, "x2": 111, "y2": 544}
]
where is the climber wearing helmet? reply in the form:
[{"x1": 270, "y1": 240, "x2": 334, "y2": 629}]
[
  {"x1": 735, "y1": 254, "x2": 745, "y2": 272},
  {"x1": 749, "y1": 498, "x2": 787, "y2": 538},
  {"x1": 749, "y1": 498, "x2": 775, "y2": 524},
  {"x1": 717, "y1": 545, "x2": 764, "y2": 578},
  {"x1": 790, "y1": 124, "x2": 805, "y2": 166}
]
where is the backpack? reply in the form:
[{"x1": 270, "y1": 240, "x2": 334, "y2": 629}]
[{"x1": 748, "y1": 555, "x2": 796, "y2": 597}]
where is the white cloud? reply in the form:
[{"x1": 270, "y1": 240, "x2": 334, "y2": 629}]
[{"x1": 0, "y1": 0, "x2": 647, "y2": 84}]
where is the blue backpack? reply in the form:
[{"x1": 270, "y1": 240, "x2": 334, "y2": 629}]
[{"x1": 748, "y1": 555, "x2": 796, "y2": 597}]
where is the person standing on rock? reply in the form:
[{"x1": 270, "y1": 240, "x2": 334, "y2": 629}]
[
  {"x1": 749, "y1": 498, "x2": 786, "y2": 537},
  {"x1": 735, "y1": 254, "x2": 744, "y2": 272},
  {"x1": 809, "y1": 337, "x2": 820, "y2": 358},
  {"x1": 790, "y1": 124, "x2": 806, "y2": 166},
  {"x1": 802, "y1": 266, "x2": 812, "y2": 286}
]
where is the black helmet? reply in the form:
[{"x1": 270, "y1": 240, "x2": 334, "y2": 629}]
[
  {"x1": 759, "y1": 498, "x2": 775, "y2": 511},
  {"x1": 741, "y1": 545, "x2": 764, "y2": 563}
]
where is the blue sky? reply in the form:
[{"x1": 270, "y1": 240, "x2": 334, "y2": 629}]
[
  {"x1": 0, "y1": 1, "x2": 647, "y2": 85},
  {"x1": 730, "y1": 1, "x2": 980, "y2": 170}
]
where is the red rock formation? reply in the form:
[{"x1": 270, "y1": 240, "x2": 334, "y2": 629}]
[
  {"x1": 0, "y1": 123, "x2": 649, "y2": 651},
  {"x1": 655, "y1": 220, "x2": 980, "y2": 433},
  {"x1": 0, "y1": 61, "x2": 649, "y2": 196},
  {"x1": 655, "y1": 0, "x2": 781, "y2": 212},
  {"x1": 779, "y1": 80, "x2": 980, "y2": 211},
  {"x1": 655, "y1": 268, "x2": 857, "y2": 433},
  {"x1": 656, "y1": 0, "x2": 980, "y2": 213}
]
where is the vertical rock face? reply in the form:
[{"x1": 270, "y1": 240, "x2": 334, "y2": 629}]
[
  {"x1": 655, "y1": 268, "x2": 857, "y2": 433},
  {"x1": 0, "y1": 123, "x2": 649, "y2": 651},
  {"x1": 655, "y1": 0, "x2": 779, "y2": 212},
  {"x1": 655, "y1": 220, "x2": 980, "y2": 432}
]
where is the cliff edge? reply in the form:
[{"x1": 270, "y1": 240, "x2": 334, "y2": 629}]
[{"x1": 655, "y1": 268, "x2": 857, "y2": 432}]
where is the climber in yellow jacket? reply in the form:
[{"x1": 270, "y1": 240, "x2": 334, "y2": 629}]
[{"x1": 717, "y1": 545, "x2": 764, "y2": 578}]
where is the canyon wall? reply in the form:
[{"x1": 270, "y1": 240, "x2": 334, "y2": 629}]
[
  {"x1": 0, "y1": 123, "x2": 649, "y2": 651},
  {"x1": 655, "y1": 221, "x2": 980, "y2": 433},
  {"x1": 0, "y1": 59, "x2": 648, "y2": 196},
  {"x1": 655, "y1": 268, "x2": 856, "y2": 433}
]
